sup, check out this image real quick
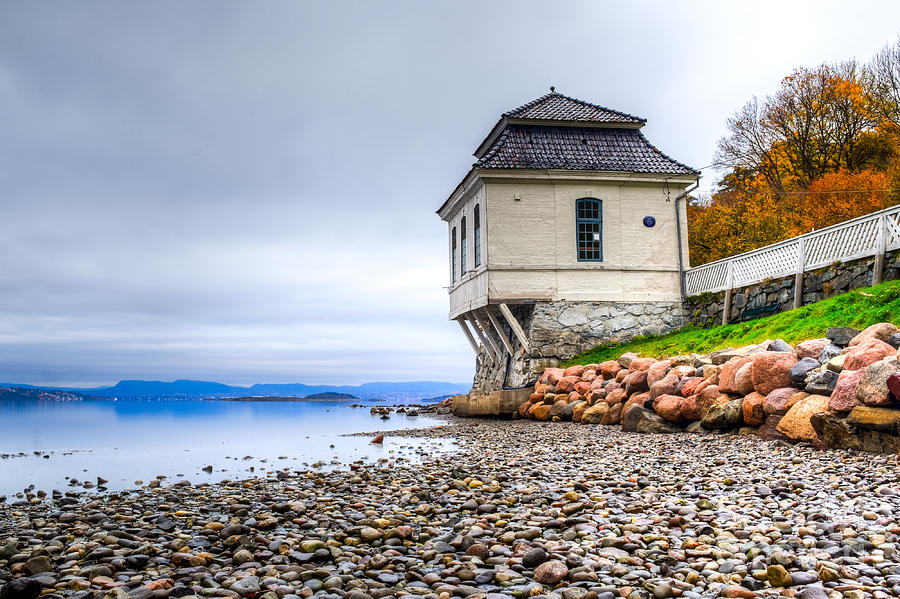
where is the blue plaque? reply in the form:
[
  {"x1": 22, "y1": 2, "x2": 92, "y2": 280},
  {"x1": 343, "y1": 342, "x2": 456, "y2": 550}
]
[{"x1": 643, "y1": 216, "x2": 656, "y2": 228}]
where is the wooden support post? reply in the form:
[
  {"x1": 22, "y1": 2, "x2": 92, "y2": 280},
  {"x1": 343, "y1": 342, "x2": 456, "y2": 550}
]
[
  {"x1": 485, "y1": 307, "x2": 514, "y2": 355},
  {"x1": 473, "y1": 310, "x2": 503, "y2": 358},
  {"x1": 466, "y1": 312, "x2": 498, "y2": 362},
  {"x1": 721, "y1": 262, "x2": 734, "y2": 325},
  {"x1": 874, "y1": 214, "x2": 887, "y2": 285},
  {"x1": 793, "y1": 238, "x2": 806, "y2": 310},
  {"x1": 499, "y1": 303, "x2": 530, "y2": 353},
  {"x1": 456, "y1": 317, "x2": 480, "y2": 355}
]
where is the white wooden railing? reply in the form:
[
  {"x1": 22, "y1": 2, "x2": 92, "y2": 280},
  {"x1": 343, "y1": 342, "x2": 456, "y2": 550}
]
[{"x1": 684, "y1": 205, "x2": 900, "y2": 296}]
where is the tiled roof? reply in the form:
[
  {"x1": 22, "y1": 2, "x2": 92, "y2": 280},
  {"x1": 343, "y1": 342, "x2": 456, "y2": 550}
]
[
  {"x1": 475, "y1": 124, "x2": 698, "y2": 175},
  {"x1": 502, "y1": 91, "x2": 645, "y2": 124}
]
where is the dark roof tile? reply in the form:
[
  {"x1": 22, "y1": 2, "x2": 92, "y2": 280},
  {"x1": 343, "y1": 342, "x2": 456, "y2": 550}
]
[{"x1": 475, "y1": 125, "x2": 697, "y2": 175}]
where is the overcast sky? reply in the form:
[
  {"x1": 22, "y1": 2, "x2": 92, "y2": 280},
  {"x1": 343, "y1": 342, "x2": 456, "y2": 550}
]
[{"x1": 2, "y1": 1, "x2": 899, "y2": 387}]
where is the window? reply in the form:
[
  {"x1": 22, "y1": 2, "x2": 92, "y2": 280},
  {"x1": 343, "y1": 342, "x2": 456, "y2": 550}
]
[
  {"x1": 473, "y1": 205, "x2": 481, "y2": 267},
  {"x1": 451, "y1": 227, "x2": 457, "y2": 284},
  {"x1": 460, "y1": 217, "x2": 467, "y2": 274},
  {"x1": 576, "y1": 198, "x2": 602, "y2": 261}
]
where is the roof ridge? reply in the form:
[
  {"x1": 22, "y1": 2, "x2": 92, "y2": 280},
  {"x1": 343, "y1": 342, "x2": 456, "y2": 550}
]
[
  {"x1": 501, "y1": 92, "x2": 557, "y2": 118},
  {"x1": 501, "y1": 90, "x2": 645, "y2": 124}
]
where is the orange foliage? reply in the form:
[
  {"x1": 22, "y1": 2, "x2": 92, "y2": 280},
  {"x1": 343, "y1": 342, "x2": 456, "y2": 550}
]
[{"x1": 691, "y1": 46, "x2": 900, "y2": 267}]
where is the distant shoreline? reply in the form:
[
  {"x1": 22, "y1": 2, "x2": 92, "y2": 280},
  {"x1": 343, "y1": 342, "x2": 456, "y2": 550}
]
[{"x1": 211, "y1": 393, "x2": 358, "y2": 402}]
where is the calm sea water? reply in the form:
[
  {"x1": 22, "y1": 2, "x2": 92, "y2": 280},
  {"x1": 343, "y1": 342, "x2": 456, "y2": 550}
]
[{"x1": 0, "y1": 399, "x2": 453, "y2": 497}]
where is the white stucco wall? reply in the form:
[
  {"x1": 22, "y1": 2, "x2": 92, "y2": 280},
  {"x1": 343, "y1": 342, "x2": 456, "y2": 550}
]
[{"x1": 443, "y1": 171, "x2": 694, "y2": 318}]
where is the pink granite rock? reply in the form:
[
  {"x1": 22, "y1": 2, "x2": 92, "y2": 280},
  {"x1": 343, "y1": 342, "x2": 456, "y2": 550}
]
[
  {"x1": 843, "y1": 338, "x2": 897, "y2": 371},
  {"x1": 763, "y1": 387, "x2": 804, "y2": 416},
  {"x1": 829, "y1": 369, "x2": 863, "y2": 412},
  {"x1": 653, "y1": 394, "x2": 685, "y2": 422},
  {"x1": 751, "y1": 352, "x2": 799, "y2": 395},
  {"x1": 719, "y1": 357, "x2": 753, "y2": 395},
  {"x1": 742, "y1": 392, "x2": 767, "y2": 426},
  {"x1": 795, "y1": 338, "x2": 830, "y2": 360},
  {"x1": 734, "y1": 362, "x2": 756, "y2": 396},
  {"x1": 848, "y1": 322, "x2": 900, "y2": 346}
]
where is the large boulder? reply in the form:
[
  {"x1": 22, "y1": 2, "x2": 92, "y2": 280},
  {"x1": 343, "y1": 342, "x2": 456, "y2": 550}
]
[
  {"x1": 563, "y1": 364, "x2": 586, "y2": 378},
  {"x1": 763, "y1": 388, "x2": 805, "y2": 416},
  {"x1": 622, "y1": 405, "x2": 680, "y2": 433},
  {"x1": 646, "y1": 359, "x2": 672, "y2": 386},
  {"x1": 653, "y1": 394, "x2": 686, "y2": 423},
  {"x1": 758, "y1": 414, "x2": 791, "y2": 442},
  {"x1": 848, "y1": 322, "x2": 900, "y2": 347},
  {"x1": 629, "y1": 357, "x2": 656, "y2": 371},
  {"x1": 795, "y1": 338, "x2": 830, "y2": 360},
  {"x1": 733, "y1": 362, "x2": 756, "y2": 396},
  {"x1": 847, "y1": 405, "x2": 900, "y2": 434},
  {"x1": 650, "y1": 373, "x2": 680, "y2": 399},
  {"x1": 558, "y1": 400, "x2": 584, "y2": 421},
  {"x1": 579, "y1": 402, "x2": 610, "y2": 424},
  {"x1": 767, "y1": 339, "x2": 793, "y2": 353},
  {"x1": 776, "y1": 395, "x2": 830, "y2": 442},
  {"x1": 605, "y1": 388, "x2": 627, "y2": 405},
  {"x1": 701, "y1": 397, "x2": 744, "y2": 429},
  {"x1": 617, "y1": 352, "x2": 638, "y2": 368},
  {"x1": 600, "y1": 402, "x2": 623, "y2": 425},
  {"x1": 599, "y1": 361, "x2": 621, "y2": 380},
  {"x1": 752, "y1": 352, "x2": 799, "y2": 395},
  {"x1": 856, "y1": 357, "x2": 900, "y2": 406},
  {"x1": 718, "y1": 357, "x2": 753, "y2": 394},
  {"x1": 710, "y1": 341, "x2": 770, "y2": 365},
  {"x1": 573, "y1": 381, "x2": 592, "y2": 396},
  {"x1": 810, "y1": 412, "x2": 861, "y2": 451},
  {"x1": 790, "y1": 358, "x2": 820, "y2": 388},
  {"x1": 843, "y1": 338, "x2": 897, "y2": 371},
  {"x1": 826, "y1": 326, "x2": 860, "y2": 346},
  {"x1": 542, "y1": 368, "x2": 565, "y2": 386},
  {"x1": 572, "y1": 402, "x2": 588, "y2": 423},
  {"x1": 829, "y1": 369, "x2": 864, "y2": 412},
  {"x1": 742, "y1": 392, "x2": 766, "y2": 426},
  {"x1": 624, "y1": 370, "x2": 650, "y2": 395},
  {"x1": 804, "y1": 369, "x2": 839, "y2": 395},
  {"x1": 557, "y1": 376, "x2": 583, "y2": 394},
  {"x1": 530, "y1": 403, "x2": 553, "y2": 421},
  {"x1": 549, "y1": 399, "x2": 572, "y2": 420}
]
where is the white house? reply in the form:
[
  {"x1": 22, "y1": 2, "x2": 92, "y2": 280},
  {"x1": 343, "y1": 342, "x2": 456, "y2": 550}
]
[{"x1": 437, "y1": 89, "x2": 699, "y2": 391}]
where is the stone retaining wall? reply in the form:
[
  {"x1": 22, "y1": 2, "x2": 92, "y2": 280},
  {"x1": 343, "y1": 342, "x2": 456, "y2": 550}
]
[
  {"x1": 685, "y1": 250, "x2": 900, "y2": 327},
  {"x1": 472, "y1": 300, "x2": 686, "y2": 394}
]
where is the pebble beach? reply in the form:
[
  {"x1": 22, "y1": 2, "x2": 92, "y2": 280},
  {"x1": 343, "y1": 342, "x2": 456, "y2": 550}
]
[{"x1": 2, "y1": 418, "x2": 899, "y2": 599}]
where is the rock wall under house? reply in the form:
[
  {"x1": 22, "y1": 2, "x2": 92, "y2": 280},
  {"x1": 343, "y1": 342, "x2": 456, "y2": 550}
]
[
  {"x1": 685, "y1": 250, "x2": 900, "y2": 327},
  {"x1": 471, "y1": 300, "x2": 686, "y2": 393}
]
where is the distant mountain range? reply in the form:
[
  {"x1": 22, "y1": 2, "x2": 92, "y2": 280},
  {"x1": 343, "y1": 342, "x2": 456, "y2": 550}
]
[{"x1": 0, "y1": 379, "x2": 469, "y2": 401}]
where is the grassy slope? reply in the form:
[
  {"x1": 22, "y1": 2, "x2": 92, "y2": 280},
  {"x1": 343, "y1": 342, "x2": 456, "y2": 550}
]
[{"x1": 566, "y1": 280, "x2": 900, "y2": 365}]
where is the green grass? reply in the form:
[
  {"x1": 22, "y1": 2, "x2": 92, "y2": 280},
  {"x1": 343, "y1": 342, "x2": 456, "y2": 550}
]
[{"x1": 565, "y1": 280, "x2": 900, "y2": 366}]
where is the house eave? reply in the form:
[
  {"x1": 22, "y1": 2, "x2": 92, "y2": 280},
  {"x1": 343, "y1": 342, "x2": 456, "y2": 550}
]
[
  {"x1": 475, "y1": 168, "x2": 698, "y2": 185},
  {"x1": 437, "y1": 167, "x2": 482, "y2": 220}
]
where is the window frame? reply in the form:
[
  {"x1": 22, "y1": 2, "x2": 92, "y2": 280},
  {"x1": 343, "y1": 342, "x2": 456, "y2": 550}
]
[
  {"x1": 473, "y1": 205, "x2": 481, "y2": 268},
  {"x1": 576, "y1": 198, "x2": 603, "y2": 262},
  {"x1": 451, "y1": 226, "x2": 457, "y2": 284},
  {"x1": 460, "y1": 216, "x2": 467, "y2": 274}
]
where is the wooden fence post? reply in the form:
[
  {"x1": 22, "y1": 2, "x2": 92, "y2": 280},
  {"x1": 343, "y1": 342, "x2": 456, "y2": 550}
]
[
  {"x1": 874, "y1": 214, "x2": 886, "y2": 285},
  {"x1": 793, "y1": 237, "x2": 806, "y2": 310},
  {"x1": 722, "y1": 262, "x2": 734, "y2": 325}
]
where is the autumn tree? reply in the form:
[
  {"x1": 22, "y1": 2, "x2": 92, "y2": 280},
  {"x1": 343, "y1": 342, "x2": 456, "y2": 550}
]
[{"x1": 690, "y1": 39, "x2": 900, "y2": 267}]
